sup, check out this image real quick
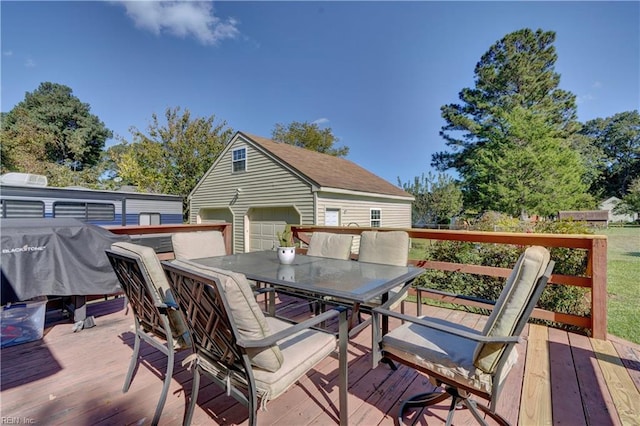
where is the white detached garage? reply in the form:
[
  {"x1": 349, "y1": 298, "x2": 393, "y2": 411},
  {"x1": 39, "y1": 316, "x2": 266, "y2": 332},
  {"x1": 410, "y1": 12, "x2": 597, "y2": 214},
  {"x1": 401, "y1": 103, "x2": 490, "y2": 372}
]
[{"x1": 189, "y1": 131, "x2": 414, "y2": 253}]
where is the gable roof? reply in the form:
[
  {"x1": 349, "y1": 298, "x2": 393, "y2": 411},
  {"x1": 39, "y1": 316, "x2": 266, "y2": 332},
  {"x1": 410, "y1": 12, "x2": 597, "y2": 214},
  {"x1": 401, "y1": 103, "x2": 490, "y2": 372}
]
[{"x1": 239, "y1": 131, "x2": 413, "y2": 199}]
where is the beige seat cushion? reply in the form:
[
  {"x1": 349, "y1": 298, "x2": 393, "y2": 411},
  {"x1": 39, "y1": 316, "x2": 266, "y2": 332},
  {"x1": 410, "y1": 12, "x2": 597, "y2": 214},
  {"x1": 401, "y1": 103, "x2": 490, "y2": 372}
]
[
  {"x1": 195, "y1": 315, "x2": 336, "y2": 404},
  {"x1": 473, "y1": 246, "x2": 550, "y2": 373},
  {"x1": 253, "y1": 316, "x2": 336, "y2": 400},
  {"x1": 171, "y1": 259, "x2": 284, "y2": 372},
  {"x1": 381, "y1": 317, "x2": 518, "y2": 394},
  {"x1": 110, "y1": 242, "x2": 189, "y2": 343},
  {"x1": 171, "y1": 231, "x2": 226, "y2": 260},
  {"x1": 307, "y1": 232, "x2": 353, "y2": 260}
]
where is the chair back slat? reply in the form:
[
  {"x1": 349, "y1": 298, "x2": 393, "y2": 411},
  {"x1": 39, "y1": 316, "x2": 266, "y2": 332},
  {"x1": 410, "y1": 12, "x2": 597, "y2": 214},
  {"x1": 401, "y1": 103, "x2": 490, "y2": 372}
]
[
  {"x1": 162, "y1": 262, "x2": 250, "y2": 385},
  {"x1": 106, "y1": 249, "x2": 169, "y2": 339}
]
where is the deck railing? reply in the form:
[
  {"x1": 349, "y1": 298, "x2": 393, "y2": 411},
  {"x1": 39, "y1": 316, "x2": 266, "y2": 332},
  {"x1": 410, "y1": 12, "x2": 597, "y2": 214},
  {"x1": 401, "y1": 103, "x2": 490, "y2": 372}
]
[
  {"x1": 291, "y1": 225, "x2": 608, "y2": 340},
  {"x1": 103, "y1": 223, "x2": 607, "y2": 340}
]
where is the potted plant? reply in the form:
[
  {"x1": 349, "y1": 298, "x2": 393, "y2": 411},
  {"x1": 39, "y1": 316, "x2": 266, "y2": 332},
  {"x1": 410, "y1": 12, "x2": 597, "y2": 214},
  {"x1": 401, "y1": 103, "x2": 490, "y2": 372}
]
[{"x1": 276, "y1": 226, "x2": 296, "y2": 265}]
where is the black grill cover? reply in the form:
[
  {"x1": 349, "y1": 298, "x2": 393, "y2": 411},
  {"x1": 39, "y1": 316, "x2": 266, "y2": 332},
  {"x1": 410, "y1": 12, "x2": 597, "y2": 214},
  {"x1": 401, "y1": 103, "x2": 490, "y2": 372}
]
[{"x1": 1, "y1": 218, "x2": 130, "y2": 304}]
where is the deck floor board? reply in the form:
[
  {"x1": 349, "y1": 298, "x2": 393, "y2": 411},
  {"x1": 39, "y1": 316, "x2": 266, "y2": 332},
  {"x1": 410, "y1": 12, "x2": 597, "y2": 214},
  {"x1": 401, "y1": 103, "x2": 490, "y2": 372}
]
[{"x1": 1, "y1": 297, "x2": 639, "y2": 425}]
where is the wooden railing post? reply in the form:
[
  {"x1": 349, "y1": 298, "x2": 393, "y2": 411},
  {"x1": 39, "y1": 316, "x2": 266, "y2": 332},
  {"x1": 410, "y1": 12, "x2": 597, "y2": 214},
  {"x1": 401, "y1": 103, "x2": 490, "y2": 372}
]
[{"x1": 590, "y1": 238, "x2": 608, "y2": 339}]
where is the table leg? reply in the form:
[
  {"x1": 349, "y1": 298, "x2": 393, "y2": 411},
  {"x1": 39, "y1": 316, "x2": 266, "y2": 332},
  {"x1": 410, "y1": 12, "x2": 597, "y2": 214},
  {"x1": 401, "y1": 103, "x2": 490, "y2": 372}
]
[{"x1": 338, "y1": 309, "x2": 348, "y2": 426}]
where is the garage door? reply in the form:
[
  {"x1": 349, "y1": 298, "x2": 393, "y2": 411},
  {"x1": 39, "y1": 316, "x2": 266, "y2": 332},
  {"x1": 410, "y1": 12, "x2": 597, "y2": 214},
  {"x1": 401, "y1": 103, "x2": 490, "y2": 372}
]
[{"x1": 248, "y1": 207, "x2": 300, "y2": 252}]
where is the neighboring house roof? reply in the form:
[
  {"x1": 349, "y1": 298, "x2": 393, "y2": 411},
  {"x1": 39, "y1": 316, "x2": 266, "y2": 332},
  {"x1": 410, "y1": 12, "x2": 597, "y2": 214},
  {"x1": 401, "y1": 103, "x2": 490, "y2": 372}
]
[{"x1": 239, "y1": 132, "x2": 413, "y2": 199}]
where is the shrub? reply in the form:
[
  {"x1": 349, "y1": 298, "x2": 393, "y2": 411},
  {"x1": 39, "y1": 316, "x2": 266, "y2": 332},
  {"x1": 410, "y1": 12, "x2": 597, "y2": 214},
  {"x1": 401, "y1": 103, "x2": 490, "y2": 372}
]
[{"x1": 416, "y1": 213, "x2": 592, "y2": 329}]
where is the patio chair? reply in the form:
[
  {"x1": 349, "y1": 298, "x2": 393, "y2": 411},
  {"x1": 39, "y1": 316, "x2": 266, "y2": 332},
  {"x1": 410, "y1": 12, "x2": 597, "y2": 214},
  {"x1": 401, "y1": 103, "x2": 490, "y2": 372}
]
[
  {"x1": 171, "y1": 230, "x2": 227, "y2": 260},
  {"x1": 372, "y1": 245, "x2": 554, "y2": 425},
  {"x1": 106, "y1": 242, "x2": 191, "y2": 426},
  {"x1": 307, "y1": 231, "x2": 354, "y2": 260},
  {"x1": 162, "y1": 259, "x2": 349, "y2": 426},
  {"x1": 348, "y1": 230, "x2": 410, "y2": 334},
  {"x1": 293, "y1": 232, "x2": 354, "y2": 313}
]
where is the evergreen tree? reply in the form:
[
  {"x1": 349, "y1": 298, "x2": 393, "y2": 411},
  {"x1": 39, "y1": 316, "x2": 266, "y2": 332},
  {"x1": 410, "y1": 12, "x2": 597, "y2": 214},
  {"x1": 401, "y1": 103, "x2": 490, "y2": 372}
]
[
  {"x1": 1, "y1": 82, "x2": 112, "y2": 186},
  {"x1": 433, "y1": 29, "x2": 590, "y2": 215}
]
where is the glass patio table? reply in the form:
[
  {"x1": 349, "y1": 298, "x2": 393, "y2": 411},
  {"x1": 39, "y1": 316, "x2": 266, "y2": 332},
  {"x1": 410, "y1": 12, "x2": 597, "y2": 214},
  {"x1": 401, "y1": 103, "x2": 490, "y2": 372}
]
[{"x1": 185, "y1": 250, "x2": 424, "y2": 334}]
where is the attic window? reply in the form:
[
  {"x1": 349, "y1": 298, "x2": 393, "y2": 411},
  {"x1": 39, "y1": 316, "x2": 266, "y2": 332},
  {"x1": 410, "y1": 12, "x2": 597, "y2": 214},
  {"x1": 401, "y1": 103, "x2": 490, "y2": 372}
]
[{"x1": 232, "y1": 147, "x2": 247, "y2": 172}]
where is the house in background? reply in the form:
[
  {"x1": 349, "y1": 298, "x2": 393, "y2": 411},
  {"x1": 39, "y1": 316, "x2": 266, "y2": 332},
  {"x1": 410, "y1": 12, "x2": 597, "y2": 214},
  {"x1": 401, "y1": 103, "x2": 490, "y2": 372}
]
[
  {"x1": 600, "y1": 196, "x2": 638, "y2": 223},
  {"x1": 188, "y1": 131, "x2": 414, "y2": 253}
]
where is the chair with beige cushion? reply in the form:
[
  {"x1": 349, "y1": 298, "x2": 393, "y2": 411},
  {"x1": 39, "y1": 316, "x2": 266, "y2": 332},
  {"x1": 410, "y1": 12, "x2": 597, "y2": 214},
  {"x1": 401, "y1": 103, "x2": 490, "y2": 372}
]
[
  {"x1": 372, "y1": 245, "x2": 554, "y2": 425},
  {"x1": 291, "y1": 232, "x2": 354, "y2": 313},
  {"x1": 106, "y1": 242, "x2": 191, "y2": 426},
  {"x1": 306, "y1": 232, "x2": 354, "y2": 260},
  {"x1": 162, "y1": 259, "x2": 349, "y2": 426},
  {"x1": 171, "y1": 230, "x2": 227, "y2": 260},
  {"x1": 346, "y1": 230, "x2": 409, "y2": 335}
]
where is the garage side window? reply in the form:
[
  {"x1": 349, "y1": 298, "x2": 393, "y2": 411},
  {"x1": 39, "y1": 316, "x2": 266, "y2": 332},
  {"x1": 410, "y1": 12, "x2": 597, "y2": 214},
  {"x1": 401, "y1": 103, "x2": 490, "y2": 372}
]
[
  {"x1": 370, "y1": 208, "x2": 381, "y2": 227},
  {"x1": 232, "y1": 147, "x2": 247, "y2": 173}
]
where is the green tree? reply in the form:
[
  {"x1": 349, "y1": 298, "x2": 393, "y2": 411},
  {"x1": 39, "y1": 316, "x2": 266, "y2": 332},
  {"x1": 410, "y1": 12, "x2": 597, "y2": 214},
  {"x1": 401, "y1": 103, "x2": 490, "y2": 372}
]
[
  {"x1": 468, "y1": 107, "x2": 592, "y2": 216},
  {"x1": 580, "y1": 110, "x2": 640, "y2": 198},
  {"x1": 108, "y1": 107, "x2": 233, "y2": 220},
  {"x1": 271, "y1": 121, "x2": 348, "y2": 157},
  {"x1": 433, "y1": 29, "x2": 588, "y2": 215},
  {"x1": 613, "y1": 177, "x2": 640, "y2": 218},
  {"x1": 1, "y1": 82, "x2": 112, "y2": 186},
  {"x1": 399, "y1": 172, "x2": 463, "y2": 225}
]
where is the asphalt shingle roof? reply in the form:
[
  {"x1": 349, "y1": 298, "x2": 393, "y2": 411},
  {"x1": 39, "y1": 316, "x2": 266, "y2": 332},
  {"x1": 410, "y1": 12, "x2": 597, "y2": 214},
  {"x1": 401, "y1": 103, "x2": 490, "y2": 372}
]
[{"x1": 240, "y1": 132, "x2": 412, "y2": 199}]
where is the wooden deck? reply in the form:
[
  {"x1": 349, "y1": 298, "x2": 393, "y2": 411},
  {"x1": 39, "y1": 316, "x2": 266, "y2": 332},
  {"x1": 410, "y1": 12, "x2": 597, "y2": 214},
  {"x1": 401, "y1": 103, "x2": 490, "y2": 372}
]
[{"x1": 1, "y1": 296, "x2": 639, "y2": 425}]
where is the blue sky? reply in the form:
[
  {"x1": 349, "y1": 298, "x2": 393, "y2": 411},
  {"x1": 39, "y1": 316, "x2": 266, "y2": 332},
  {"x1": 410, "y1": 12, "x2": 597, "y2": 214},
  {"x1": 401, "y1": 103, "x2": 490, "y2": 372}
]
[{"x1": 2, "y1": 1, "x2": 639, "y2": 186}]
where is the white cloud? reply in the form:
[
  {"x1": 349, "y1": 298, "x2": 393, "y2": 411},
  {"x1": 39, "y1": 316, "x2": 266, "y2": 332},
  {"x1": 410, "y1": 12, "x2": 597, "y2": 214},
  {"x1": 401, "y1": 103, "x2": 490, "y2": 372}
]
[
  {"x1": 24, "y1": 58, "x2": 36, "y2": 68},
  {"x1": 592, "y1": 81, "x2": 603, "y2": 89},
  {"x1": 115, "y1": 1, "x2": 239, "y2": 45},
  {"x1": 312, "y1": 117, "x2": 329, "y2": 125},
  {"x1": 3, "y1": 50, "x2": 13, "y2": 56},
  {"x1": 576, "y1": 93, "x2": 596, "y2": 105}
]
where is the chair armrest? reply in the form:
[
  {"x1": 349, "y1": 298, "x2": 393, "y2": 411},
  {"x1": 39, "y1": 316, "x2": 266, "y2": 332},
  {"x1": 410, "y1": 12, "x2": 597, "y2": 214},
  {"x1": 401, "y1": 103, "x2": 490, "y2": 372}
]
[
  {"x1": 372, "y1": 306, "x2": 520, "y2": 344},
  {"x1": 238, "y1": 306, "x2": 347, "y2": 348}
]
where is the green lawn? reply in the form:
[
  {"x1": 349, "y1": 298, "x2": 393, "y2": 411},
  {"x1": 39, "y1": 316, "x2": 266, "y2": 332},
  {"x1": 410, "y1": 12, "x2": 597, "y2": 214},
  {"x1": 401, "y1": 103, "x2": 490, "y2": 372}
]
[{"x1": 598, "y1": 227, "x2": 640, "y2": 344}]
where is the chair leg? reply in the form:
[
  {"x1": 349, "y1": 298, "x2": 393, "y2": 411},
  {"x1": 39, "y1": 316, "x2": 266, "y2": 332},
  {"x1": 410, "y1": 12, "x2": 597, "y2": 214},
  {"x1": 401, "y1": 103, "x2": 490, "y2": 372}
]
[
  {"x1": 151, "y1": 346, "x2": 174, "y2": 425},
  {"x1": 399, "y1": 387, "x2": 499, "y2": 426},
  {"x1": 398, "y1": 391, "x2": 450, "y2": 425},
  {"x1": 184, "y1": 367, "x2": 201, "y2": 426},
  {"x1": 470, "y1": 399, "x2": 510, "y2": 426},
  {"x1": 445, "y1": 395, "x2": 460, "y2": 426},
  {"x1": 462, "y1": 398, "x2": 492, "y2": 426},
  {"x1": 123, "y1": 327, "x2": 141, "y2": 393}
]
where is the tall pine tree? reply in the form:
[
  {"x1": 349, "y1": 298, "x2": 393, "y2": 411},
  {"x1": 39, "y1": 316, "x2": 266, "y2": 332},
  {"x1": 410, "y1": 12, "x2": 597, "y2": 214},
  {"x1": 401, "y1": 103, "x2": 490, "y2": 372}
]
[{"x1": 433, "y1": 29, "x2": 592, "y2": 216}]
